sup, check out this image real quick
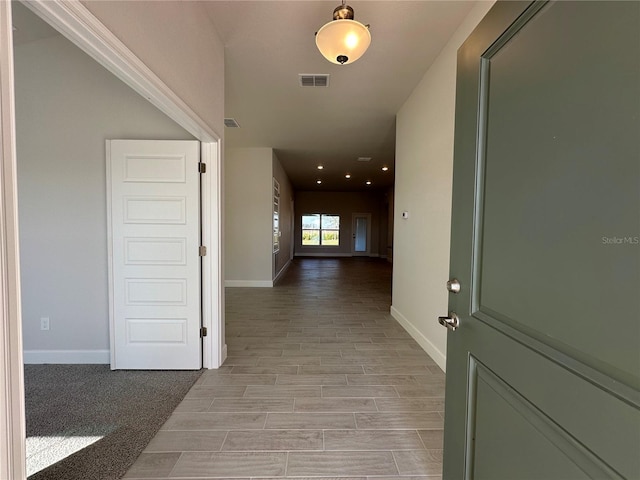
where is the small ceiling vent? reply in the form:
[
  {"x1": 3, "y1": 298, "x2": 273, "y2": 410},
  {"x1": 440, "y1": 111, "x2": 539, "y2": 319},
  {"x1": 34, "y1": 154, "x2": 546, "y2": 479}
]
[
  {"x1": 224, "y1": 118, "x2": 240, "y2": 128},
  {"x1": 357, "y1": 157, "x2": 372, "y2": 162},
  {"x1": 299, "y1": 74, "x2": 330, "y2": 87}
]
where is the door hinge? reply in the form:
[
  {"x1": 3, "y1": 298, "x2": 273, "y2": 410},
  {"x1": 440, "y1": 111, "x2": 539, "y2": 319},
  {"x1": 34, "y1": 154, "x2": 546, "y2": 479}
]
[
  {"x1": 198, "y1": 162, "x2": 206, "y2": 173},
  {"x1": 200, "y1": 327, "x2": 208, "y2": 337},
  {"x1": 199, "y1": 245, "x2": 207, "y2": 256}
]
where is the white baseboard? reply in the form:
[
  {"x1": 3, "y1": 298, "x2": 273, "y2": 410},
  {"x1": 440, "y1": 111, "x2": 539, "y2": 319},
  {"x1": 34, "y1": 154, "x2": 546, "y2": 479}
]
[
  {"x1": 23, "y1": 349, "x2": 110, "y2": 364},
  {"x1": 273, "y1": 259, "x2": 291, "y2": 285},
  {"x1": 390, "y1": 306, "x2": 446, "y2": 372},
  {"x1": 224, "y1": 280, "x2": 273, "y2": 287},
  {"x1": 295, "y1": 253, "x2": 352, "y2": 257}
]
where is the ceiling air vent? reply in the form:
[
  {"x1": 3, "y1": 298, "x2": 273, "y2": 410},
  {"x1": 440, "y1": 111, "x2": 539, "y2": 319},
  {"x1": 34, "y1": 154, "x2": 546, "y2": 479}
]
[
  {"x1": 357, "y1": 157, "x2": 372, "y2": 162},
  {"x1": 299, "y1": 74, "x2": 330, "y2": 87},
  {"x1": 224, "y1": 118, "x2": 240, "y2": 128}
]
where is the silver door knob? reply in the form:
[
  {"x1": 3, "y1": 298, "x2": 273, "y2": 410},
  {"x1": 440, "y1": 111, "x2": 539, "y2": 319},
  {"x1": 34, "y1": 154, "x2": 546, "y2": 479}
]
[
  {"x1": 446, "y1": 278, "x2": 461, "y2": 293},
  {"x1": 438, "y1": 312, "x2": 460, "y2": 331}
]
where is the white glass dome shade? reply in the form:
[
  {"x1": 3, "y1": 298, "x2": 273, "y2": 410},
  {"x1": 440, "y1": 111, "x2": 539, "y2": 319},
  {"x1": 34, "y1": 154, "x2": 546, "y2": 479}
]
[{"x1": 315, "y1": 4, "x2": 371, "y2": 65}]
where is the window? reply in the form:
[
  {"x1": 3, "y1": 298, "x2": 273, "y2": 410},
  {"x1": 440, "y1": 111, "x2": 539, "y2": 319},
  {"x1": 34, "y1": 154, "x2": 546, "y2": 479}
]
[{"x1": 302, "y1": 214, "x2": 340, "y2": 246}]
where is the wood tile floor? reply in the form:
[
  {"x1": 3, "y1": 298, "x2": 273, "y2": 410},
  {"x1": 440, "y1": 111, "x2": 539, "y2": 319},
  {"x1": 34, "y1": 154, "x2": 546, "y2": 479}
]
[{"x1": 124, "y1": 258, "x2": 445, "y2": 479}]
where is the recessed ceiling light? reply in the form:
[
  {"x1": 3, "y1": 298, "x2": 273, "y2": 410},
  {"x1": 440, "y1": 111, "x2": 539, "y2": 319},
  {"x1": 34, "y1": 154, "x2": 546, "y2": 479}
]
[
  {"x1": 381, "y1": 166, "x2": 389, "y2": 171},
  {"x1": 345, "y1": 173, "x2": 351, "y2": 179},
  {"x1": 365, "y1": 180, "x2": 372, "y2": 185},
  {"x1": 317, "y1": 165, "x2": 324, "y2": 170},
  {"x1": 316, "y1": 179, "x2": 322, "y2": 184}
]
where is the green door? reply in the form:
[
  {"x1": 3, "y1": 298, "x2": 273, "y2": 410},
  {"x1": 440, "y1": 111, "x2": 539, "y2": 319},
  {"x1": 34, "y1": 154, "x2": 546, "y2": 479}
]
[{"x1": 443, "y1": 1, "x2": 640, "y2": 479}]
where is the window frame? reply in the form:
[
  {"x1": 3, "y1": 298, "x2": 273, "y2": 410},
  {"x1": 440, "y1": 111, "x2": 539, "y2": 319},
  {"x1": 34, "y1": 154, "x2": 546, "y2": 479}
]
[{"x1": 301, "y1": 213, "x2": 340, "y2": 247}]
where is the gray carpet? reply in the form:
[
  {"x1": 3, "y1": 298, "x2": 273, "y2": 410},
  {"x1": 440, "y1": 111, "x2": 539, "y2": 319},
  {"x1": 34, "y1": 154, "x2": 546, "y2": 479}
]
[{"x1": 24, "y1": 364, "x2": 203, "y2": 480}]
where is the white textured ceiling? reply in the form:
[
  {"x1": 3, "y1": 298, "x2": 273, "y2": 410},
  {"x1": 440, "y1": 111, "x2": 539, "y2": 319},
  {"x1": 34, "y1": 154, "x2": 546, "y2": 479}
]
[{"x1": 205, "y1": 1, "x2": 476, "y2": 191}]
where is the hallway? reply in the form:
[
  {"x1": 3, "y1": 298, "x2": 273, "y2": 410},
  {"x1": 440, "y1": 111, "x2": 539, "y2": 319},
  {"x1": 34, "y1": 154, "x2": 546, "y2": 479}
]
[{"x1": 125, "y1": 258, "x2": 445, "y2": 478}]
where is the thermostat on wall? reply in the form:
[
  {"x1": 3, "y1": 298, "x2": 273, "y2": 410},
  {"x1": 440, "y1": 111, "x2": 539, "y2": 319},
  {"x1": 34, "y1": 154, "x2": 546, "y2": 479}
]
[{"x1": 402, "y1": 211, "x2": 409, "y2": 219}]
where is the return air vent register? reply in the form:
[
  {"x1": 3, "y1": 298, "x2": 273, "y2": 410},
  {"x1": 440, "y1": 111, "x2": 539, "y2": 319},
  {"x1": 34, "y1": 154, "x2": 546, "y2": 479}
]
[
  {"x1": 224, "y1": 118, "x2": 240, "y2": 128},
  {"x1": 299, "y1": 74, "x2": 330, "y2": 87}
]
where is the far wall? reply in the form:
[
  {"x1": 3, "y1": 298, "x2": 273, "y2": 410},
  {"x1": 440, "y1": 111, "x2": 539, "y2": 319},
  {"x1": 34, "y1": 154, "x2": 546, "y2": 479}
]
[
  {"x1": 225, "y1": 148, "x2": 272, "y2": 285},
  {"x1": 295, "y1": 191, "x2": 390, "y2": 258},
  {"x1": 225, "y1": 147, "x2": 293, "y2": 286}
]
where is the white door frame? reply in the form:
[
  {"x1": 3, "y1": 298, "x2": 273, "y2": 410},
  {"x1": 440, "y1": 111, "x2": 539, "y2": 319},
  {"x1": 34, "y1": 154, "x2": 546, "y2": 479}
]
[
  {"x1": 1, "y1": 1, "x2": 226, "y2": 476},
  {"x1": 352, "y1": 213, "x2": 372, "y2": 256},
  {"x1": 0, "y1": 3, "x2": 26, "y2": 478}
]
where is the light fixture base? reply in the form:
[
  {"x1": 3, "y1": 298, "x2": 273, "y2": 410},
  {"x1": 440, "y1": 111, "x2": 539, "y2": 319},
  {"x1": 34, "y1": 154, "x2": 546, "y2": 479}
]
[{"x1": 333, "y1": 4, "x2": 354, "y2": 20}]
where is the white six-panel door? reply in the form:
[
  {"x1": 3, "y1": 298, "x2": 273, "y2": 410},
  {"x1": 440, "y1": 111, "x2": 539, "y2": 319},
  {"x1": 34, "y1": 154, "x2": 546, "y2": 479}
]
[{"x1": 107, "y1": 140, "x2": 201, "y2": 369}]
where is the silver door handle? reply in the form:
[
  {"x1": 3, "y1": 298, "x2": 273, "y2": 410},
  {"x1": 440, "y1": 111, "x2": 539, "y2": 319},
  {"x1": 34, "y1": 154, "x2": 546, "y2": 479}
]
[{"x1": 438, "y1": 312, "x2": 460, "y2": 331}]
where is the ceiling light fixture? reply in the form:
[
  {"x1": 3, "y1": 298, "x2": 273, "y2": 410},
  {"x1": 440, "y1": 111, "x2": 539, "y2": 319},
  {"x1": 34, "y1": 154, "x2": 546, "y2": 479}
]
[
  {"x1": 365, "y1": 180, "x2": 372, "y2": 185},
  {"x1": 381, "y1": 166, "x2": 389, "y2": 172},
  {"x1": 315, "y1": 1, "x2": 371, "y2": 65},
  {"x1": 317, "y1": 165, "x2": 324, "y2": 170},
  {"x1": 316, "y1": 179, "x2": 322, "y2": 184},
  {"x1": 345, "y1": 173, "x2": 351, "y2": 179}
]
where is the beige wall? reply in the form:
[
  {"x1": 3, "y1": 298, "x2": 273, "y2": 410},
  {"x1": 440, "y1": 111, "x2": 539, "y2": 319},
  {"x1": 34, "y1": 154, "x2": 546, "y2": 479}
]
[
  {"x1": 225, "y1": 147, "x2": 273, "y2": 285},
  {"x1": 391, "y1": 1, "x2": 495, "y2": 371},
  {"x1": 294, "y1": 191, "x2": 388, "y2": 257},
  {"x1": 272, "y1": 152, "x2": 293, "y2": 281},
  {"x1": 82, "y1": 1, "x2": 225, "y2": 137},
  {"x1": 225, "y1": 148, "x2": 295, "y2": 286},
  {"x1": 15, "y1": 34, "x2": 193, "y2": 360}
]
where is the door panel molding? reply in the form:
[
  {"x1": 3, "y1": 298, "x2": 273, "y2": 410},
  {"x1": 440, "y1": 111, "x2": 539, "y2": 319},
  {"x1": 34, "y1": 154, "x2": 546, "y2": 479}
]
[
  {"x1": 124, "y1": 196, "x2": 187, "y2": 224},
  {"x1": 470, "y1": 1, "x2": 549, "y2": 316},
  {"x1": 472, "y1": 308, "x2": 640, "y2": 408},
  {"x1": 469, "y1": 0, "x2": 639, "y2": 391},
  {"x1": 462, "y1": 321, "x2": 639, "y2": 477},
  {"x1": 468, "y1": 356, "x2": 624, "y2": 479}
]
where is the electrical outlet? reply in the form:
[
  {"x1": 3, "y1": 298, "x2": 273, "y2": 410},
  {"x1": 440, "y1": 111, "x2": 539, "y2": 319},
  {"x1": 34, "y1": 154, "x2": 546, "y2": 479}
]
[{"x1": 40, "y1": 317, "x2": 50, "y2": 331}]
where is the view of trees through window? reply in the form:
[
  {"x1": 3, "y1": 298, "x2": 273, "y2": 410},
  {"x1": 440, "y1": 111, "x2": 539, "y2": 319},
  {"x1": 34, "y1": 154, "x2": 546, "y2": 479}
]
[{"x1": 302, "y1": 214, "x2": 340, "y2": 246}]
